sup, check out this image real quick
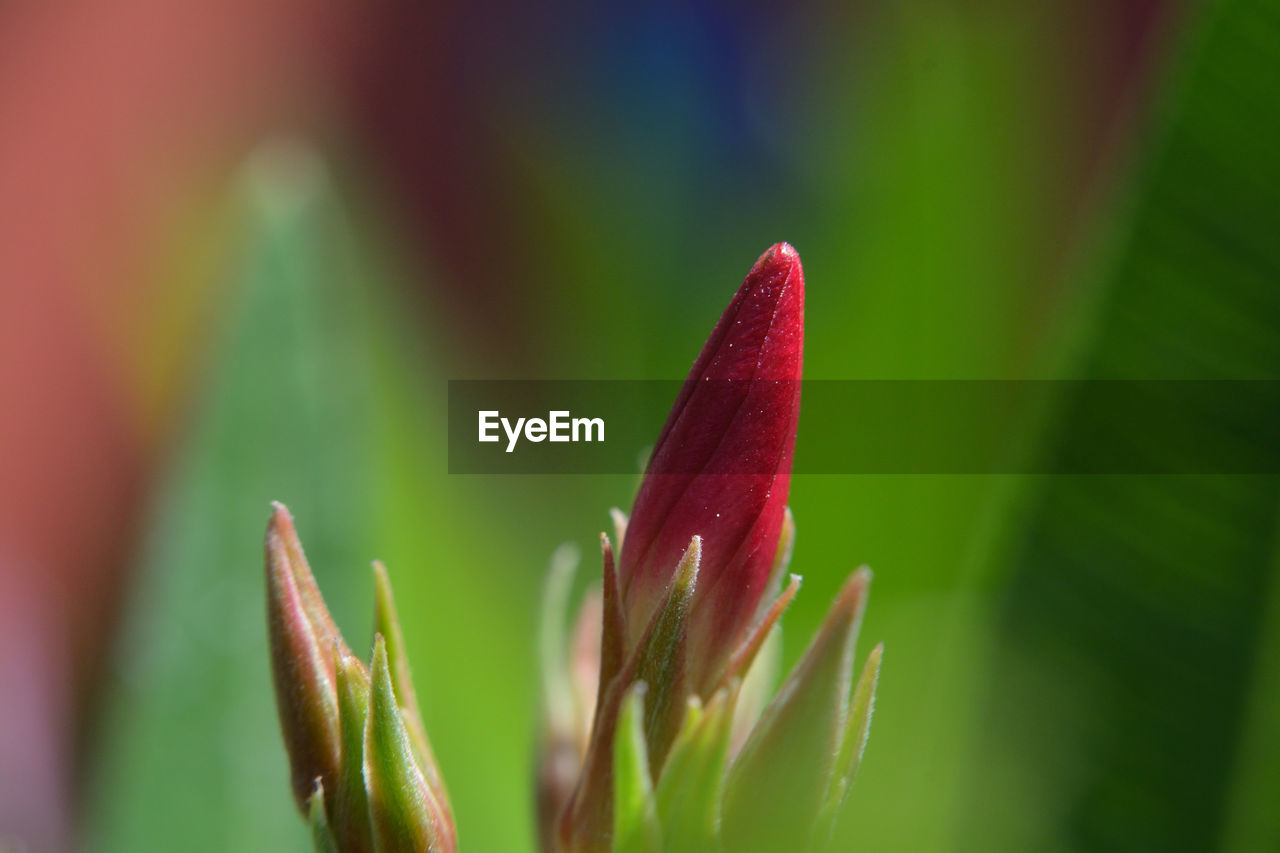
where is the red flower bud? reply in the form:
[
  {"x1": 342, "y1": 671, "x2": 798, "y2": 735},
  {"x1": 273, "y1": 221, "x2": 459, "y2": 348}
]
[{"x1": 618, "y1": 242, "x2": 803, "y2": 693}]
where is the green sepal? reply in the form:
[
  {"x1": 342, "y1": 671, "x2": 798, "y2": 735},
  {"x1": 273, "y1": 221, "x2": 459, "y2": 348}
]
[
  {"x1": 597, "y1": 532, "x2": 627, "y2": 707},
  {"x1": 364, "y1": 635, "x2": 452, "y2": 853},
  {"x1": 762, "y1": 507, "x2": 796, "y2": 604},
  {"x1": 613, "y1": 684, "x2": 661, "y2": 853},
  {"x1": 732, "y1": 621, "x2": 783, "y2": 755},
  {"x1": 371, "y1": 561, "x2": 418, "y2": 716},
  {"x1": 308, "y1": 780, "x2": 340, "y2": 853},
  {"x1": 559, "y1": 656, "x2": 641, "y2": 853},
  {"x1": 717, "y1": 573, "x2": 800, "y2": 689},
  {"x1": 633, "y1": 536, "x2": 701, "y2": 773},
  {"x1": 655, "y1": 683, "x2": 739, "y2": 853},
  {"x1": 836, "y1": 641, "x2": 883, "y2": 787},
  {"x1": 371, "y1": 561, "x2": 447, "y2": 805},
  {"x1": 333, "y1": 647, "x2": 373, "y2": 853},
  {"x1": 815, "y1": 643, "x2": 883, "y2": 843},
  {"x1": 559, "y1": 534, "x2": 695, "y2": 853},
  {"x1": 722, "y1": 569, "x2": 871, "y2": 853}
]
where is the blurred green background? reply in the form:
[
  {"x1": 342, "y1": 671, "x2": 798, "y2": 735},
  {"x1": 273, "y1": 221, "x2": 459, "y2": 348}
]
[{"x1": 1, "y1": 0, "x2": 1277, "y2": 851}]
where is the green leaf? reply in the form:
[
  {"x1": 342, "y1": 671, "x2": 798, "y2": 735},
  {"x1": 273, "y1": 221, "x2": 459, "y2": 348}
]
[{"x1": 612, "y1": 684, "x2": 661, "y2": 853}]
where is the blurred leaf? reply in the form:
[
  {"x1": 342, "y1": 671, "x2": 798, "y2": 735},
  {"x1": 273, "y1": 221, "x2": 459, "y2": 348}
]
[
  {"x1": 538, "y1": 543, "x2": 581, "y2": 738},
  {"x1": 1221, "y1": 528, "x2": 1280, "y2": 851},
  {"x1": 965, "y1": 0, "x2": 1280, "y2": 849},
  {"x1": 85, "y1": 143, "x2": 383, "y2": 853}
]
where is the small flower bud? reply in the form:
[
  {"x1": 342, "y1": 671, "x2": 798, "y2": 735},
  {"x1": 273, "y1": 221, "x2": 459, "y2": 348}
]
[{"x1": 265, "y1": 504, "x2": 455, "y2": 852}]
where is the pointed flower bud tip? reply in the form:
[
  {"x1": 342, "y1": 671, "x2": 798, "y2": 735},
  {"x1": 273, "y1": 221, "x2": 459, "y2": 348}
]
[
  {"x1": 620, "y1": 243, "x2": 804, "y2": 692},
  {"x1": 265, "y1": 505, "x2": 342, "y2": 811}
]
